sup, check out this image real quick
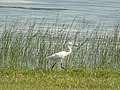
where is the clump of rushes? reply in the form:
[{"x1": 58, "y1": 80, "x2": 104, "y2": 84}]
[{"x1": 0, "y1": 16, "x2": 120, "y2": 70}]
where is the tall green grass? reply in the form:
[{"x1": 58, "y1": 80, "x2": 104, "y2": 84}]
[{"x1": 0, "y1": 16, "x2": 120, "y2": 70}]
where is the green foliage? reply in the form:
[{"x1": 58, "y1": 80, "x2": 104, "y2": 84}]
[
  {"x1": 0, "y1": 17, "x2": 120, "y2": 70},
  {"x1": 0, "y1": 68, "x2": 119, "y2": 90}
]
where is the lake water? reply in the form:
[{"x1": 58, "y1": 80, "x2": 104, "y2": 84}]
[
  {"x1": 0, "y1": 0, "x2": 120, "y2": 69},
  {"x1": 0, "y1": 0, "x2": 120, "y2": 32}
]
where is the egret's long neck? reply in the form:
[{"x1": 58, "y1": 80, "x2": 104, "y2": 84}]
[{"x1": 68, "y1": 45, "x2": 72, "y2": 54}]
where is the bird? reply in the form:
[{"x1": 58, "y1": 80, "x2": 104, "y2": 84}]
[{"x1": 46, "y1": 42, "x2": 74, "y2": 70}]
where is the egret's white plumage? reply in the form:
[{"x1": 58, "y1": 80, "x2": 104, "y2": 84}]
[
  {"x1": 46, "y1": 51, "x2": 70, "y2": 60},
  {"x1": 46, "y1": 42, "x2": 73, "y2": 69}
]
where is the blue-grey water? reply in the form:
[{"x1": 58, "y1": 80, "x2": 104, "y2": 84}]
[
  {"x1": 0, "y1": 0, "x2": 120, "y2": 31},
  {"x1": 0, "y1": 0, "x2": 120, "y2": 69}
]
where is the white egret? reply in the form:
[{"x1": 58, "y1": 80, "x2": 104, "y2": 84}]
[{"x1": 46, "y1": 42, "x2": 75, "y2": 70}]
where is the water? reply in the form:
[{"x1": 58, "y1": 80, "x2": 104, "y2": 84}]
[
  {"x1": 0, "y1": 0, "x2": 120, "y2": 31},
  {"x1": 0, "y1": 0, "x2": 120, "y2": 69}
]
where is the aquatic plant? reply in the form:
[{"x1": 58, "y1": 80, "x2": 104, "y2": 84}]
[{"x1": 0, "y1": 16, "x2": 120, "y2": 70}]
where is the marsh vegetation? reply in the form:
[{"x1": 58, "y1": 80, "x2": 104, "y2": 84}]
[
  {"x1": 0, "y1": 16, "x2": 120, "y2": 89},
  {"x1": 0, "y1": 17, "x2": 120, "y2": 70}
]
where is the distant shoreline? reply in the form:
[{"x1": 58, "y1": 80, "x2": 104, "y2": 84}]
[{"x1": 0, "y1": 0, "x2": 34, "y2": 3}]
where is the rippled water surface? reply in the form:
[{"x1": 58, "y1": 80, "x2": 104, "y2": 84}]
[{"x1": 0, "y1": 0, "x2": 120, "y2": 30}]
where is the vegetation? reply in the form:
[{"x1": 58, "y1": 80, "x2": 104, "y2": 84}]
[
  {"x1": 0, "y1": 17, "x2": 120, "y2": 69},
  {"x1": 0, "y1": 68, "x2": 120, "y2": 90},
  {"x1": 0, "y1": 16, "x2": 120, "y2": 89}
]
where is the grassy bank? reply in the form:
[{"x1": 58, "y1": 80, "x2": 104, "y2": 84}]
[
  {"x1": 0, "y1": 17, "x2": 120, "y2": 89},
  {"x1": 0, "y1": 68, "x2": 120, "y2": 90}
]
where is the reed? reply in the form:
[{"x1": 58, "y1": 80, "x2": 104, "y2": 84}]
[{"x1": 0, "y1": 16, "x2": 120, "y2": 70}]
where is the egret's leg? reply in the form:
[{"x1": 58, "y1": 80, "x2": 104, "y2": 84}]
[
  {"x1": 51, "y1": 63, "x2": 56, "y2": 69},
  {"x1": 61, "y1": 63, "x2": 65, "y2": 70},
  {"x1": 60, "y1": 60, "x2": 66, "y2": 70}
]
